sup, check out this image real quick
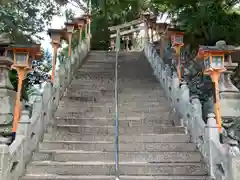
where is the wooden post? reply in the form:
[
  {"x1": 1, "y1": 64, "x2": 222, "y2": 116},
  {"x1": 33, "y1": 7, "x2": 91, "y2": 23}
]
[
  {"x1": 51, "y1": 42, "x2": 59, "y2": 82},
  {"x1": 79, "y1": 26, "x2": 82, "y2": 43},
  {"x1": 210, "y1": 71, "x2": 222, "y2": 134},
  {"x1": 68, "y1": 33, "x2": 72, "y2": 57}
]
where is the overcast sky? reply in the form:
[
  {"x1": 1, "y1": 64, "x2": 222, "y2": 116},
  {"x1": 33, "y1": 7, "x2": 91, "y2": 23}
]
[
  {"x1": 39, "y1": 4, "x2": 169, "y2": 53},
  {"x1": 39, "y1": 3, "x2": 84, "y2": 52}
]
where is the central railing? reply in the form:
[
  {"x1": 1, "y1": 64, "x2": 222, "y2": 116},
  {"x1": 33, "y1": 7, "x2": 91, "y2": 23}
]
[
  {"x1": 109, "y1": 19, "x2": 145, "y2": 180},
  {"x1": 114, "y1": 28, "x2": 120, "y2": 180}
]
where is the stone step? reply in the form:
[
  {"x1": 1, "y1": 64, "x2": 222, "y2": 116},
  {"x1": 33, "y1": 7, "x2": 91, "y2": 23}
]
[
  {"x1": 62, "y1": 97, "x2": 168, "y2": 103},
  {"x1": 55, "y1": 106, "x2": 170, "y2": 114},
  {"x1": 32, "y1": 151, "x2": 202, "y2": 163},
  {"x1": 55, "y1": 112, "x2": 172, "y2": 120},
  {"x1": 83, "y1": 61, "x2": 115, "y2": 64},
  {"x1": 68, "y1": 84, "x2": 161, "y2": 90},
  {"x1": 71, "y1": 80, "x2": 114, "y2": 84},
  {"x1": 75, "y1": 72, "x2": 115, "y2": 77},
  {"x1": 79, "y1": 69, "x2": 115, "y2": 73},
  {"x1": 25, "y1": 161, "x2": 208, "y2": 176},
  {"x1": 70, "y1": 79, "x2": 160, "y2": 84},
  {"x1": 66, "y1": 89, "x2": 164, "y2": 94},
  {"x1": 87, "y1": 51, "x2": 139, "y2": 57},
  {"x1": 81, "y1": 64, "x2": 115, "y2": 68},
  {"x1": 39, "y1": 141, "x2": 197, "y2": 152},
  {"x1": 49, "y1": 125, "x2": 186, "y2": 135},
  {"x1": 57, "y1": 101, "x2": 168, "y2": 107},
  {"x1": 68, "y1": 84, "x2": 115, "y2": 89},
  {"x1": 21, "y1": 174, "x2": 209, "y2": 180},
  {"x1": 57, "y1": 102, "x2": 169, "y2": 109},
  {"x1": 54, "y1": 117, "x2": 175, "y2": 126},
  {"x1": 78, "y1": 68, "x2": 115, "y2": 73},
  {"x1": 57, "y1": 102, "x2": 169, "y2": 108},
  {"x1": 65, "y1": 92, "x2": 114, "y2": 98},
  {"x1": 74, "y1": 77, "x2": 114, "y2": 81},
  {"x1": 63, "y1": 95, "x2": 167, "y2": 101},
  {"x1": 44, "y1": 133, "x2": 190, "y2": 143},
  {"x1": 56, "y1": 112, "x2": 171, "y2": 119}
]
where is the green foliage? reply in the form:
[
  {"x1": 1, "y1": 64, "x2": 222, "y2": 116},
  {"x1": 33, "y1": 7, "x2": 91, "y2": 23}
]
[
  {"x1": 55, "y1": 0, "x2": 147, "y2": 50},
  {"x1": 53, "y1": 0, "x2": 240, "y2": 49},
  {"x1": 65, "y1": 8, "x2": 76, "y2": 21},
  {"x1": 0, "y1": 0, "x2": 60, "y2": 43},
  {"x1": 8, "y1": 69, "x2": 29, "y2": 101},
  {"x1": 151, "y1": 0, "x2": 240, "y2": 46}
]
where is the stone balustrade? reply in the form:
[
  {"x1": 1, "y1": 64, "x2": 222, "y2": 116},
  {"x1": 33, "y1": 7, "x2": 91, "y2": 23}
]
[
  {"x1": 0, "y1": 37, "x2": 90, "y2": 180},
  {"x1": 144, "y1": 42, "x2": 240, "y2": 180}
]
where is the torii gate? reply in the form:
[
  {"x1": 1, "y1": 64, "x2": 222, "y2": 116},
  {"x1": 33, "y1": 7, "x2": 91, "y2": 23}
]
[
  {"x1": 108, "y1": 19, "x2": 144, "y2": 51},
  {"x1": 108, "y1": 15, "x2": 181, "y2": 52}
]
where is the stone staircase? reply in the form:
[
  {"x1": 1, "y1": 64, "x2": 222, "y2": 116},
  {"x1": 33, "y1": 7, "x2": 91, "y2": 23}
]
[{"x1": 20, "y1": 51, "x2": 209, "y2": 180}]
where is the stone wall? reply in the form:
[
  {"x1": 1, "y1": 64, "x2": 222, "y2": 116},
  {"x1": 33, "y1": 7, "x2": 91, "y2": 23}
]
[{"x1": 0, "y1": 39, "x2": 90, "y2": 180}]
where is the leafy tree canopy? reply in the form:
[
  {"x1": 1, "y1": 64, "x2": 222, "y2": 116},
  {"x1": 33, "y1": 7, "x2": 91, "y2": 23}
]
[
  {"x1": 53, "y1": 0, "x2": 240, "y2": 49},
  {"x1": 154, "y1": 0, "x2": 240, "y2": 46},
  {"x1": 0, "y1": 0, "x2": 61, "y2": 43}
]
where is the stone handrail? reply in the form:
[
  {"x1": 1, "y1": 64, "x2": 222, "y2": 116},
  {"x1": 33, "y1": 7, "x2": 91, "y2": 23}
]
[
  {"x1": 144, "y1": 42, "x2": 240, "y2": 180},
  {"x1": 0, "y1": 38, "x2": 90, "y2": 180}
]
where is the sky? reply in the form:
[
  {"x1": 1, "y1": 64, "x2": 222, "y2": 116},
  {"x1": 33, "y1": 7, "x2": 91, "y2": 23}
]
[
  {"x1": 39, "y1": 3, "x2": 84, "y2": 52},
  {"x1": 39, "y1": 3, "x2": 169, "y2": 53}
]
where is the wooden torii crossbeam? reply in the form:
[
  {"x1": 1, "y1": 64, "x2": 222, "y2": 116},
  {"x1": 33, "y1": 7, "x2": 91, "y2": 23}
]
[
  {"x1": 108, "y1": 19, "x2": 143, "y2": 32},
  {"x1": 110, "y1": 26, "x2": 143, "y2": 38},
  {"x1": 109, "y1": 19, "x2": 144, "y2": 39}
]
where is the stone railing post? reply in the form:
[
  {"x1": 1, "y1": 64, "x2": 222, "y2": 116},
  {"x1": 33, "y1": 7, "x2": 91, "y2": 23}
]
[{"x1": 206, "y1": 113, "x2": 218, "y2": 178}]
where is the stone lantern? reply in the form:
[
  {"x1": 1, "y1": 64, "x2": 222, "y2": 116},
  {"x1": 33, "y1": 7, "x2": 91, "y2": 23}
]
[{"x1": 0, "y1": 34, "x2": 16, "y2": 137}]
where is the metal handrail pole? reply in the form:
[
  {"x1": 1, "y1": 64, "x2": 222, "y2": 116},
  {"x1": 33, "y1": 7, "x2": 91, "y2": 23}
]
[{"x1": 115, "y1": 28, "x2": 120, "y2": 180}]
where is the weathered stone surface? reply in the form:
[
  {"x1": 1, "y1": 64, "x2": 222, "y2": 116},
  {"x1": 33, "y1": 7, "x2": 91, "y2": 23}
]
[
  {"x1": 21, "y1": 51, "x2": 209, "y2": 180},
  {"x1": 0, "y1": 89, "x2": 15, "y2": 129}
]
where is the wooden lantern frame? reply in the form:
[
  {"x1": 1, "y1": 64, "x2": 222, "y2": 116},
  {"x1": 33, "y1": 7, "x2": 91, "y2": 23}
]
[
  {"x1": 48, "y1": 28, "x2": 67, "y2": 82},
  {"x1": 171, "y1": 32, "x2": 184, "y2": 47},
  {"x1": 73, "y1": 17, "x2": 86, "y2": 28},
  {"x1": 197, "y1": 47, "x2": 233, "y2": 73},
  {"x1": 48, "y1": 28, "x2": 68, "y2": 44},
  {"x1": 64, "y1": 21, "x2": 75, "y2": 33},
  {"x1": 83, "y1": 14, "x2": 91, "y2": 23},
  {"x1": 156, "y1": 23, "x2": 168, "y2": 35},
  {"x1": 8, "y1": 45, "x2": 37, "y2": 68}
]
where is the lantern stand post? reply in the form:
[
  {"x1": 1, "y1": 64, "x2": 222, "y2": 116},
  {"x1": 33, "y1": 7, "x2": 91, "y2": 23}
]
[
  {"x1": 51, "y1": 42, "x2": 59, "y2": 83},
  {"x1": 79, "y1": 25, "x2": 83, "y2": 43},
  {"x1": 157, "y1": 23, "x2": 168, "y2": 59},
  {"x1": 83, "y1": 16, "x2": 89, "y2": 48},
  {"x1": 64, "y1": 22, "x2": 75, "y2": 57},
  {"x1": 156, "y1": 24, "x2": 160, "y2": 41},
  {"x1": 205, "y1": 67, "x2": 225, "y2": 143},
  {"x1": 141, "y1": 13, "x2": 150, "y2": 44},
  {"x1": 211, "y1": 70, "x2": 222, "y2": 131},
  {"x1": 73, "y1": 17, "x2": 87, "y2": 46},
  {"x1": 175, "y1": 45, "x2": 183, "y2": 83},
  {"x1": 126, "y1": 36, "x2": 129, "y2": 52},
  {"x1": 145, "y1": 20, "x2": 150, "y2": 43},
  {"x1": 9, "y1": 45, "x2": 38, "y2": 140},
  {"x1": 85, "y1": 14, "x2": 91, "y2": 40},
  {"x1": 171, "y1": 32, "x2": 184, "y2": 84},
  {"x1": 150, "y1": 26, "x2": 154, "y2": 43},
  {"x1": 12, "y1": 67, "x2": 28, "y2": 139},
  {"x1": 48, "y1": 29, "x2": 66, "y2": 83},
  {"x1": 198, "y1": 46, "x2": 231, "y2": 143}
]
